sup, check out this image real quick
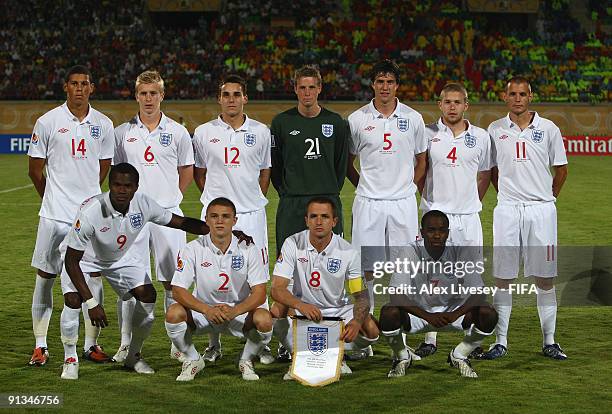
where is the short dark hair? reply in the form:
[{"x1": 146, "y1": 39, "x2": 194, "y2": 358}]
[
  {"x1": 306, "y1": 196, "x2": 337, "y2": 218},
  {"x1": 109, "y1": 163, "x2": 139, "y2": 184},
  {"x1": 65, "y1": 65, "x2": 92, "y2": 83},
  {"x1": 218, "y1": 74, "x2": 247, "y2": 97},
  {"x1": 293, "y1": 65, "x2": 322, "y2": 86},
  {"x1": 421, "y1": 210, "x2": 449, "y2": 229},
  {"x1": 506, "y1": 76, "x2": 531, "y2": 92},
  {"x1": 370, "y1": 59, "x2": 401, "y2": 84},
  {"x1": 207, "y1": 197, "x2": 237, "y2": 216}
]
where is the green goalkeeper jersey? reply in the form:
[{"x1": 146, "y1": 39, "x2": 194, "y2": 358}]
[{"x1": 270, "y1": 107, "x2": 349, "y2": 196}]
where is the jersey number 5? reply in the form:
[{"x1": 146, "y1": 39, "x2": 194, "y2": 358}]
[{"x1": 383, "y1": 133, "x2": 392, "y2": 150}]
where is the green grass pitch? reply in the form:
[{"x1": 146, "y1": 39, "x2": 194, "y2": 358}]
[{"x1": 0, "y1": 154, "x2": 610, "y2": 413}]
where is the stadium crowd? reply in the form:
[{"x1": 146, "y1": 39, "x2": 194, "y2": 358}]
[{"x1": 0, "y1": 0, "x2": 610, "y2": 102}]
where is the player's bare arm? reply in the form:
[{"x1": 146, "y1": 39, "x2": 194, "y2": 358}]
[
  {"x1": 413, "y1": 152, "x2": 427, "y2": 189},
  {"x1": 99, "y1": 159, "x2": 112, "y2": 185},
  {"x1": 491, "y1": 166, "x2": 499, "y2": 192},
  {"x1": 166, "y1": 214, "x2": 210, "y2": 235},
  {"x1": 258, "y1": 168, "x2": 271, "y2": 195},
  {"x1": 477, "y1": 170, "x2": 492, "y2": 200},
  {"x1": 223, "y1": 283, "x2": 267, "y2": 320},
  {"x1": 271, "y1": 275, "x2": 322, "y2": 322},
  {"x1": 417, "y1": 154, "x2": 429, "y2": 195},
  {"x1": 178, "y1": 165, "x2": 194, "y2": 194},
  {"x1": 552, "y1": 164, "x2": 568, "y2": 197},
  {"x1": 402, "y1": 305, "x2": 451, "y2": 328},
  {"x1": 340, "y1": 289, "x2": 370, "y2": 342},
  {"x1": 172, "y1": 285, "x2": 230, "y2": 325},
  {"x1": 64, "y1": 247, "x2": 108, "y2": 328},
  {"x1": 28, "y1": 157, "x2": 46, "y2": 198},
  {"x1": 193, "y1": 167, "x2": 207, "y2": 192},
  {"x1": 346, "y1": 153, "x2": 360, "y2": 187}
]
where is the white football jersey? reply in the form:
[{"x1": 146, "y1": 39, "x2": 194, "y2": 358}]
[
  {"x1": 66, "y1": 192, "x2": 172, "y2": 267},
  {"x1": 389, "y1": 240, "x2": 483, "y2": 312},
  {"x1": 348, "y1": 99, "x2": 427, "y2": 199},
  {"x1": 193, "y1": 115, "x2": 271, "y2": 213},
  {"x1": 114, "y1": 113, "x2": 194, "y2": 209},
  {"x1": 489, "y1": 112, "x2": 568, "y2": 204},
  {"x1": 172, "y1": 234, "x2": 268, "y2": 306},
  {"x1": 27, "y1": 103, "x2": 114, "y2": 223},
  {"x1": 420, "y1": 118, "x2": 492, "y2": 214},
  {"x1": 274, "y1": 230, "x2": 361, "y2": 310}
]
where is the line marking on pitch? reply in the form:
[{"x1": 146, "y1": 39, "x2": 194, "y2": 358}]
[{"x1": 0, "y1": 184, "x2": 34, "y2": 194}]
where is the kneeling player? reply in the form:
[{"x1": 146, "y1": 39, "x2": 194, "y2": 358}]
[
  {"x1": 60, "y1": 163, "x2": 212, "y2": 379},
  {"x1": 165, "y1": 197, "x2": 272, "y2": 381},
  {"x1": 379, "y1": 210, "x2": 497, "y2": 378},
  {"x1": 271, "y1": 197, "x2": 379, "y2": 380}
]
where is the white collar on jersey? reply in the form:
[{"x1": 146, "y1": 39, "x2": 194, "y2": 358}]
[
  {"x1": 204, "y1": 233, "x2": 239, "y2": 256},
  {"x1": 367, "y1": 98, "x2": 403, "y2": 120},
  {"x1": 135, "y1": 112, "x2": 169, "y2": 130},
  {"x1": 61, "y1": 102, "x2": 94, "y2": 124},
  {"x1": 505, "y1": 111, "x2": 541, "y2": 129},
  {"x1": 217, "y1": 114, "x2": 250, "y2": 132},
  {"x1": 437, "y1": 117, "x2": 473, "y2": 136},
  {"x1": 306, "y1": 231, "x2": 336, "y2": 255}
]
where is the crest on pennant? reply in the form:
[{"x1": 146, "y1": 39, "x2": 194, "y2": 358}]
[
  {"x1": 327, "y1": 258, "x2": 341, "y2": 273},
  {"x1": 464, "y1": 133, "x2": 476, "y2": 148},
  {"x1": 244, "y1": 133, "x2": 256, "y2": 147},
  {"x1": 397, "y1": 118, "x2": 408, "y2": 132},
  {"x1": 89, "y1": 125, "x2": 101, "y2": 139},
  {"x1": 532, "y1": 129, "x2": 544, "y2": 143},
  {"x1": 160, "y1": 133, "x2": 173, "y2": 147},
  {"x1": 231, "y1": 255, "x2": 244, "y2": 271},
  {"x1": 321, "y1": 124, "x2": 334, "y2": 138},
  {"x1": 307, "y1": 327, "x2": 328, "y2": 356},
  {"x1": 129, "y1": 213, "x2": 144, "y2": 229}
]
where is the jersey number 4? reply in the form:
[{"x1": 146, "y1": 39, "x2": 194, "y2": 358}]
[{"x1": 446, "y1": 147, "x2": 457, "y2": 163}]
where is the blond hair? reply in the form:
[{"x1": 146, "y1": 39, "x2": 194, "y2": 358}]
[
  {"x1": 439, "y1": 82, "x2": 468, "y2": 102},
  {"x1": 135, "y1": 70, "x2": 165, "y2": 92}
]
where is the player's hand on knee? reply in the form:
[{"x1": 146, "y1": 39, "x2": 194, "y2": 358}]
[
  {"x1": 232, "y1": 230, "x2": 254, "y2": 246},
  {"x1": 442, "y1": 311, "x2": 460, "y2": 324},
  {"x1": 221, "y1": 305, "x2": 238, "y2": 320},
  {"x1": 88, "y1": 306, "x2": 108, "y2": 328},
  {"x1": 425, "y1": 312, "x2": 449, "y2": 328},
  {"x1": 340, "y1": 320, "x2": 361, "y2": 343},
  {"x1": 297, "y1": 303, "x2": 322, "y2": 322}
]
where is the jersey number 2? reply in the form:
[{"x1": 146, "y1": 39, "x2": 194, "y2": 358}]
[{"x1": 218, "y1": 273, "x2": 230, "y2": 291}]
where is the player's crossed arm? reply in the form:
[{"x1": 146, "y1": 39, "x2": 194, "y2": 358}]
[{"x1": 271, "y1": 276, "x2": 323, "y2": 322}]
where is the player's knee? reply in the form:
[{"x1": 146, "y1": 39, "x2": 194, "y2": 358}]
[
  {"x1": 534, "y1": 276, "x2": 554, "y2": 290},
  {"x1": 165, "y1": 303, "x2": 188, "y2": 323},
  {"x1": 362, "y1": 315, "x2": 380, "y2": 339},
  {"x1": 270, "y1": 302, "x2": 289, "y2": 319},
  {"x1": 161, "y1": 281, "x2": 172, "y2": 291},
  {"x1": 253, "y1": 309, "x2": 273, "y2": 332},
  {"x1": 37, "y1": 269, "x2": 56, "y2": 279},
  {"x1": 132, "y1": 284, "x2": 157, "y2": 303},
  {"x1": 494, "y1": 278, "x2": 514, "y2": 289},
  {"x1": 63, "y1": 293, "x2": 82, "y2": 309},
  {"x1": 379, "y1": 304, "x2": 401, "y2": 330},
  {"x1": 476, "y1": 305, "x2": 498, "y2": 333}
]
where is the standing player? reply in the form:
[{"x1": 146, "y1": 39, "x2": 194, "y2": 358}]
[
  {"x1": 113, "y1": 70, "x2": 194, "y2": 362},
  {"x1": 166, "y1": 198, "x2": 273, "y2": 381},
  {"x1": 59, "y1": 163, "x2": 213, "y2": 379},
  {"x1": 271, "y1": 197, "x2": 379, "y2": 379},
  {"x1": 192, "y1": 75, "x2": 273, "y2": 364},
  {"x1": 347, "y1": 59, "x2": 427, "y2": 357},
  {"x1": 270, "y1": 65, "x2": 349, "y2": 359},
  {"x1": 380, "y1": 210, "x2": 497, "y2": 378},
  {"x1": 415, "y1": 82, "x2": 492, "y2": 357},
  {"x1": 478, "y1": 77, "x2": 568, "y2": 360},
  {"x1": 27, "y1": 65, "x2": 113, "y2": 366}
]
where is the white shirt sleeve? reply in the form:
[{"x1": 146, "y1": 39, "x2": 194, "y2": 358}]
[
  {"x1": 99, "y1": 119, "x2": 115, "y2": 160},
  {"x1": 177, "y1": 126, "x2": 195, "y2": 167},
  {"x1": 142, "y1": 195, "x2": 173, "y2": 226},
  {"x1": 346, "y1": 250, "x2": 362, "y2": 281},
  {"x1": 246, "y1": 243, "x2": 269, "y2": 287},
  {"x1": 171, "y1": 245, "x2": 196, "y2": 290},
  {"x1": 549, "y1": 126, "x2": 568, "y2": 166},
  {"x1": 273, "y1": 238, "x2": 297, "y2": 279},
  {"x1": 192, "y1": 127, "x2": 207, "y2": 169},
  {"x1": 260, "y1": 127, "x2": 272, "y2": 169},
  {"x1": 487, "y1": 126, "x2": 498, "y2": 168},
  {"x1": 348, "y1": 115, "x2": 360, "y2": 156},
  {"x1": 478, "y1": 131, "x2": 493, "y2": 171},
  {"x1": 113, "y1": 125, "x2": 127, "y2": 164},
  {"x1": 66, "y1": 212, "x2": 95, "y2": 252},
  {"x1": 27, "y1": 119, "x2": 49, "y2": 159},
  {"x1": 414, "y1": 115, "x2": 428, "y2": 155}
]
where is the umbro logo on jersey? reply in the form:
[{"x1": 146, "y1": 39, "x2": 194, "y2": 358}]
[
  {"x1": 432, "y1": 137, "x2": 440, "y2": 142},
  {"x1": 289, "y1": 130, "x2": 300, "y2": 135},
  {"x1": 99, "y1": 227, "x2": 110, "y2": 232},
  {"x1": 298, "y1": 257, "x2": 308, "y2": 263},
  {"x1": 364, "y1": 126, "x2": 375, "y2": 131},
  {"x1": 500, "y1": 135, "x2": 509, "y2": 140},
  {"x1": 210, "y1": 138, "x2": 220, "y2": 143},
  {"x1": 127, "y1": 137, "x2": 138, "y2": 142},
  {"x1": 58, "y1": 128, "x2": 69, "y2": 133},
  {"x1": 201, "y1": 261, "x2": 212, "y2": 267}
]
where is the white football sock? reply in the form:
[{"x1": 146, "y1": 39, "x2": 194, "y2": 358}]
[
  {"x1": 348, "y1": 334, "x2": 378, "y2": 351},
  {"x1": 118, "y1": 297, "x2": 136, "y2": 347},
  {"x1": 537, "y1": 286, "x2": 557, "y2": 346},
  {"x1": 272, "y1": 318, "x2": 292, "y2": 352},
  {"x1": 453, "y1": 326, "x2": 492, "y2": 359},
  {"x1": 208, "y1": 332, "x2": 221, "y2": 349},
  {"x1": 32, "y1": 275, "x2": 55, "y2": 348},
  {"x1": 60, "y1": 305, "x2": 80, "y2": 360},
  {"x1": 382, "y1": 328, "x2": 409, "y2": 360},
  {"x1": 127, "y1": 301, "x2": 155, "y2": 361},
  {"x1": 163, "y1": 289, "x2": 176, "y2": 314},
  {"x1": 493, "y1": 288, "x2": 512, "y2": 347},
  {"x1": 165, "y1": 321, "x2": 199, "y2": 361},
  {"x1": 424, "y1": 331, "x2": 437, "y2": 346},
  {"x1": 241, "y1": 329, "x2": 273, "y2": 361},
  {"x1": 366, "y1": 279, "x2": 375, "y2": 314},
  {"x1": 83, "y1": 276, "x2": 103, "y2": 351}
]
